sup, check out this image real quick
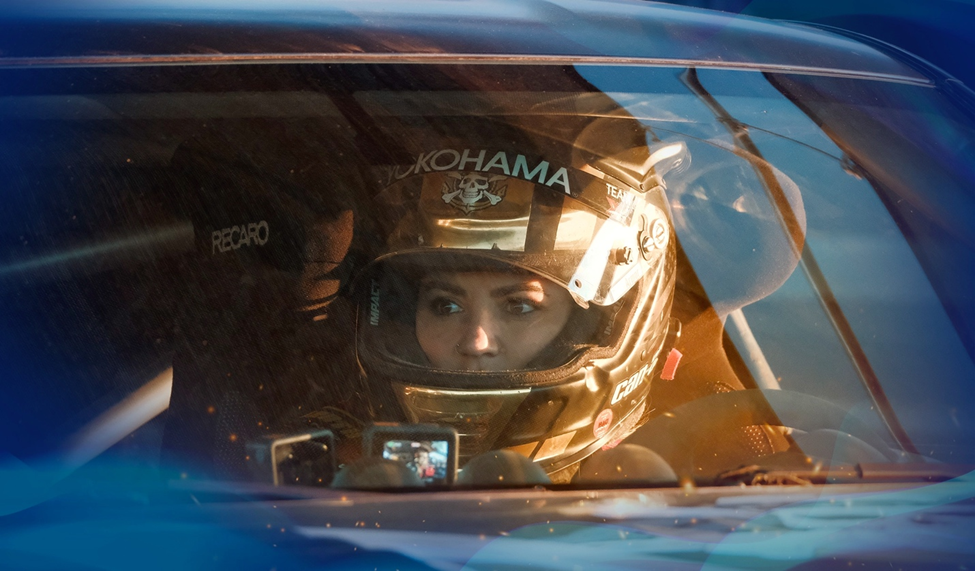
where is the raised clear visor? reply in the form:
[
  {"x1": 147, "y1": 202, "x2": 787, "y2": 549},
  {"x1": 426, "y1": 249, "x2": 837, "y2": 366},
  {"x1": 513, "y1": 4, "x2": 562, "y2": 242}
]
[{"x1": 373, "y1": 156, "x2": 677, "y2": 308}]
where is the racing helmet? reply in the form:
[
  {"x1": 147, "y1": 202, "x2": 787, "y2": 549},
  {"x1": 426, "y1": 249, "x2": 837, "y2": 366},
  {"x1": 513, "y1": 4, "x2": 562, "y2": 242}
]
[{"x1": 355, "y1": 116, "x2": 685, "y2": 477}]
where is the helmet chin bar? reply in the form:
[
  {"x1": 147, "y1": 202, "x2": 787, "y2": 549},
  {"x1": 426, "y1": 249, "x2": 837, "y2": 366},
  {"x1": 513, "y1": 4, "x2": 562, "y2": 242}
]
[{"x1": 392, "y1": 383, "x2": 531, "y2": 463}]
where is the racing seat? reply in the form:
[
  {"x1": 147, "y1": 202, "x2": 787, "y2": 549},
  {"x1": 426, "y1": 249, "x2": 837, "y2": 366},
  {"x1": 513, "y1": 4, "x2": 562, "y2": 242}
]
[{"x1": 161, "y1": 130, "x2": 360, "y2": 480}]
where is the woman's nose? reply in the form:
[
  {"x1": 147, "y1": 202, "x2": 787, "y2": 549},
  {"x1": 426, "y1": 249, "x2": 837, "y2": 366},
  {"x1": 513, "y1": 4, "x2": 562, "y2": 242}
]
[{"x1": 457, "y1": 312, "x2": 500, "y2": 356}]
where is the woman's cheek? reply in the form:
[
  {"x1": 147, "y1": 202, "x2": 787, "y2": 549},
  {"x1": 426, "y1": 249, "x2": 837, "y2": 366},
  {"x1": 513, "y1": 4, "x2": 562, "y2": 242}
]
[{"x1": 437, "y1": 325, "x2": 464, "y2": 361}]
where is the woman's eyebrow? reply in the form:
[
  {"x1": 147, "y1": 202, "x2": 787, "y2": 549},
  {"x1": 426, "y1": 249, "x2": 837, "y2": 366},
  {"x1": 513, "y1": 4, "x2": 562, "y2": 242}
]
[
  {"x1": 419, "y1": 279, "x2": 465, "y2": 296},
  {"x1": 491, "y1": 281, "x2": 545, "y2": 298}
]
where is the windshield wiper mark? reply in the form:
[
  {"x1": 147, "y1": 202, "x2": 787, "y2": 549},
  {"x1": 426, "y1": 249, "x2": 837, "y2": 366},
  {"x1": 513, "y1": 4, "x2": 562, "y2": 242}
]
[
  {"x1": 714, "y1": 462, "x2": 974, "y2": 486},
  {"x1": 715, "y1": 464, "x2": 818, "y2": 486}
]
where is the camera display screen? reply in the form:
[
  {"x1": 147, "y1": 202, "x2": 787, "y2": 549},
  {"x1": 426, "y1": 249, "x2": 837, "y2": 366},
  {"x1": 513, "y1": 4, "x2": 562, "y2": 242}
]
[
  {"x1": 364, "y1": 424, "x2": 458, "y2": 485},
  {"x1": 381, "y1": 439, "x2": 451, "y2": 484}
]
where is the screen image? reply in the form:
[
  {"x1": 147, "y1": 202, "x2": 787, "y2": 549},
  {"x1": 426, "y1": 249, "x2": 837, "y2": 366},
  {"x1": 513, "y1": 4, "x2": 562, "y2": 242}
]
[{"x1": 382, "y1": 439, "x2": 450, "y2": 484}]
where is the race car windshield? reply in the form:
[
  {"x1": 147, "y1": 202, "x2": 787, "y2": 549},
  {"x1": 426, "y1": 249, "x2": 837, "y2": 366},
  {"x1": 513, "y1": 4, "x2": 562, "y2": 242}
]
[{"x1": 0, "y1": 61, "x2": 972, "y2": 490}]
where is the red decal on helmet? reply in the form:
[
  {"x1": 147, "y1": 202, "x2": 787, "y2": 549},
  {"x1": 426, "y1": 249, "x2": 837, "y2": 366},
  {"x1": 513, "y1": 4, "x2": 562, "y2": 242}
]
[
  {"x1": 661, "y1": 348, "x2": 683, "y2": 381},
  {"x1": 593, "y1": 409, "x2": 613, "y2": 439}
]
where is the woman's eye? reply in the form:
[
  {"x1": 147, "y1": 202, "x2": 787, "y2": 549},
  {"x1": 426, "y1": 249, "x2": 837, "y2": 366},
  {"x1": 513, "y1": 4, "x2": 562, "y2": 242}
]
[
  {"x1": 430, "y1": 298, "x2": 462, "y2": 316},
  {"x1": 506, "y1": 299, "x2": 538, "y2": 315}
]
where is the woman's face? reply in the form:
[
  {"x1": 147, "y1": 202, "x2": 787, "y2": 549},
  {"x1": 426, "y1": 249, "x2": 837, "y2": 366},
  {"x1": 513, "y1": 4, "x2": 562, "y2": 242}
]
[{"x1": 415, "y1": 271, "x2": 575, "y2": 371}]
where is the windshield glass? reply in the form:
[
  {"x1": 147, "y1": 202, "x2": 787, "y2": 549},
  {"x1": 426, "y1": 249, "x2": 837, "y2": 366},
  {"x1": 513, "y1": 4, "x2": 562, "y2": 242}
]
[{"x1": 1, "y1": 62, "x2": 972, "y2": 488}]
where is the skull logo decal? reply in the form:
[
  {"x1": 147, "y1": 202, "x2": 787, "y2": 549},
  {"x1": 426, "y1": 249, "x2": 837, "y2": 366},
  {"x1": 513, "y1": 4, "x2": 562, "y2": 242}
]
[{"x1": 442, "y1": 172, "x2": 508, "y2": 214}]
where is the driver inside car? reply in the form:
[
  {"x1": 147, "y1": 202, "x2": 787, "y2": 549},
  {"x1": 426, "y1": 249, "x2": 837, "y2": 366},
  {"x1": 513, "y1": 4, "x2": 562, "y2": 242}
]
[
  {"x1": 164, "y1": 114, "x2": 796, "y2": 486},
  {"x1": 339, "y1": 114, "x2": 797, "y2": 484}
]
